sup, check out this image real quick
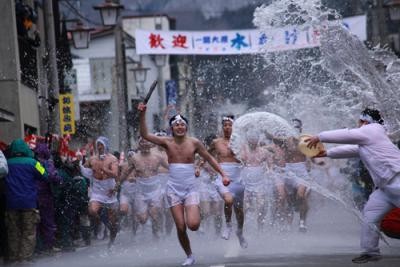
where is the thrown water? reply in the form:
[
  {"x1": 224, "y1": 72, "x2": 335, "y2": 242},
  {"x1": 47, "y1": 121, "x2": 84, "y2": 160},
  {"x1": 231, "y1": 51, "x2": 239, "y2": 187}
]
[
  {"x1": 253, "y1": 0, "x2": 400, "y2": 133},
  {"x1": 231, "y1": 0, "x2": 400, "y2": 246}
]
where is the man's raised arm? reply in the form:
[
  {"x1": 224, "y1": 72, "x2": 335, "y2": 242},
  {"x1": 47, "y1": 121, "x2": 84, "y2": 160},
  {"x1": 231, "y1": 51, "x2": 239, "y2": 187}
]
[{"x1": 137, "y1": 102, "x2": 165, "y2": 146}]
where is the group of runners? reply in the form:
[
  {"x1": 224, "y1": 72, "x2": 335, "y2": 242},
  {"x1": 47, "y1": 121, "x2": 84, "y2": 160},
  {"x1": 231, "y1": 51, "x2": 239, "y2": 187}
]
[
  {"x1": 81, "y1": 103, "x2": 400, "y2": 266},
  {"x1": 81, "y1": 101, "x2": 320, "y2": 266}
]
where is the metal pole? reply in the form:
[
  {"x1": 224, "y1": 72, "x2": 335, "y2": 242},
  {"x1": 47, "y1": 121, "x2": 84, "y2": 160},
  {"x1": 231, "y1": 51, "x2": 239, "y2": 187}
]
[{"x1": 43, "y1": 0, "x2": 60, "y2": 134}]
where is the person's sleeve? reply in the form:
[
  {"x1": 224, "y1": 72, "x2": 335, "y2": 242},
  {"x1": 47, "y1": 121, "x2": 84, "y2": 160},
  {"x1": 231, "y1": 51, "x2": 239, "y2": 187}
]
[
  {"x1": 319, "y1": 127, "x2": 369, "y2": 145},
  {"x1": 80, "y1": 162, "x2": 94, "y2": 179},
  {"x1": 327, "y1": 145, "x2": 359, "y2": 158},
  {"x1": 46, "y1": 160, "x2": 62, "y2": 183},
  {"x1": 0, "y1": 151, "x2": 8, "y2": 178},
  {"x1": 34, "y1": 160, "x2": 48, "y2": 180}
]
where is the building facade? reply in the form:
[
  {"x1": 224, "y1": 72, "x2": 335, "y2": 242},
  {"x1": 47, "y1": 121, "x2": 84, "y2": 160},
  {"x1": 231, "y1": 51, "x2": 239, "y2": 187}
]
[
  {"x1": 70, "y1": 15, "x2": 174, "y2": 151},
  {"x1": 0, "y1": 0, "x2": 44, "y2": 143}
]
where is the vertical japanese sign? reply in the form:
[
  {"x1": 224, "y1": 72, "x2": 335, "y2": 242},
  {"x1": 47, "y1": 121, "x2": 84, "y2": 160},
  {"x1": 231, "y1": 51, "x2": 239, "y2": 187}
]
[{"x1": 59, "y1": 93, "x2": 76, "y2": 135}]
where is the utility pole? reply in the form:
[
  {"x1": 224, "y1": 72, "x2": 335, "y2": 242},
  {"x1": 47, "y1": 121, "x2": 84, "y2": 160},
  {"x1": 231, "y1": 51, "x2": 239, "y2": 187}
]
[
  {"x1": 43, "y1": 0, "x2": 60, "y2": 134},
  {"x1": 114, "y1": 16, "x2": 129, "y2": 151}
]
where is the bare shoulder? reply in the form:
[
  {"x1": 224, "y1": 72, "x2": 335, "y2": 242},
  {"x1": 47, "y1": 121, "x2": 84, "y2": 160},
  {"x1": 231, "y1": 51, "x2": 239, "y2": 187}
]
[
  {"x1": 213, "y1": 137, "x2": 223, "y2": 144},
  {"x1": 164, "y1": 136, "x2": 176, "y2": 143},
  {"x1": 108, "y1": 153, "x2": 118, "y2": 163},
  {"x1": 189, "y1": 136, "x2": 201, "y2": 143}
]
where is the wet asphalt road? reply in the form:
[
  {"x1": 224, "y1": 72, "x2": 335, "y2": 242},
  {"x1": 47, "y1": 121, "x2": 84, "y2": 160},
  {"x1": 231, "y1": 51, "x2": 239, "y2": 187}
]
[{"x1": 4, "y1": 198, "x2": 400, "y2": 267}]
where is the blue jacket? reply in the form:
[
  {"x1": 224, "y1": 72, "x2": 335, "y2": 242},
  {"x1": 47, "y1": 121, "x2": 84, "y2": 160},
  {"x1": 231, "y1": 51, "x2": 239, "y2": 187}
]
[{"x1": 5, "y1": 139, "x2": 48, "y2": 210}]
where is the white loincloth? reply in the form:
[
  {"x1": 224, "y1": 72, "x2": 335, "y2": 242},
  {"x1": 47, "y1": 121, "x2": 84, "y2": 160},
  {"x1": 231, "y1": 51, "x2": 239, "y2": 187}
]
[
  {"x1": 215, "y1": 162, "x2": 245, "y2": 207},
  {"x1": 199, "y1": 171, "x2": 221, "y2": 202},
  {"x1": 284, "y1": 162, "x2": 311, "y2": 189},
  {"x1": 165, "y1": 164, "x2": 199, "y2": 208},
  {"x1": 90, "y1": 178, "x2": 118, "y2": 204},
  {"x1": 134, "y1": 175, "x2": 163, "y2": 214},
  {"x1": 120, "y1": 180, "x2": 137, "y2": 205},
  {"x1": 157, "y1": 172, "x2": 172, "y2": 209},
  {"x1": 242, "y1": 166, "x2": 267, "y2": 194}
]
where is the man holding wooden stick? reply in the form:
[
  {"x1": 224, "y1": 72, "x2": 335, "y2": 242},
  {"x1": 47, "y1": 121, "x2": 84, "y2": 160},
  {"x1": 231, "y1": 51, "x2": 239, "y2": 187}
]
[{"x1": 137, "y1": 100, "x2": 230, "y2": 266}]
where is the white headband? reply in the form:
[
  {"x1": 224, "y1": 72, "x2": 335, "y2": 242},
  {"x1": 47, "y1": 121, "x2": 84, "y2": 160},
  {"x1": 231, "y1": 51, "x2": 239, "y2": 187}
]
[
  {"x1": 359, "y1": 114, "x2": 374, "y2": 123},
  {"x1": 170, "y1": 115, "x2": 187, "y2": 126},
  {"x1": 222, "y1": 116, "x2": 234, "y2": 123},
  {"x1": 127, "y1": 150, "x2": 135, "y2": 158}
]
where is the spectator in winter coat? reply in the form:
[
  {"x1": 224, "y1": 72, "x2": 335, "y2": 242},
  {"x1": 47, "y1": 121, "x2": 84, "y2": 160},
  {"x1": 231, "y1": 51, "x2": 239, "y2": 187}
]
[
  {"x1": 4, "y1": 139, "x2": 47, "y2": 263},
  {"x1": 34, "y1": 143, "x2": 61, "y2": 253}
]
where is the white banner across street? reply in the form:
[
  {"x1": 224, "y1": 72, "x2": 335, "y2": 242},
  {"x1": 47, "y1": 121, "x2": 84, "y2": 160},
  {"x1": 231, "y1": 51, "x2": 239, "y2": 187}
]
[{"x1": 135, "y1": 15, "x2": 366, "y2": 55}]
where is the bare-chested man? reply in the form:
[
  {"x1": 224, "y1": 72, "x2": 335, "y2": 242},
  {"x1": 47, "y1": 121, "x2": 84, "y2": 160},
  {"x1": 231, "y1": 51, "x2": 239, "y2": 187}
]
[
  {"x1": 121, "y1": 138, "x2": 168, "y2": 239},
  {"x1": 240, "y1": 132, "x2": 271, "y2": 231},
  {"x1": 195, "y1": 134, "x2": 224, "y2": 236},
  {"x1": 85, "y1": 136, "x2": 119, "y2": 248},
  {"x1": 282, "y1": 119, "x2": 311, "y2": 232},
  {"x1": 138, "y1": 103, "x2": 230, "y2": 266},
  {"x1": 210, "y1": 115, "x2": 248, "y2": 248},
  {"x1": 152, "y1": 132, "x2": 174, "y2": 236},
  {"x1": 119, "y1": 149, "x2": 139, "y2": 237}
]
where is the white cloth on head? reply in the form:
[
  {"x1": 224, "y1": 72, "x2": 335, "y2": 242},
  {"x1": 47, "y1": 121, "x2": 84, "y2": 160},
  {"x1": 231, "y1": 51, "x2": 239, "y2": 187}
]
[
  {"x1": 90, "y1": 178, "x2": 117, "y2": 204},
  {"x1": 360, "y1": 114, "x2": 375, "y2": 124},
  {"x1": 165, "y1": 164, "x2": 199, "y2": 208}
]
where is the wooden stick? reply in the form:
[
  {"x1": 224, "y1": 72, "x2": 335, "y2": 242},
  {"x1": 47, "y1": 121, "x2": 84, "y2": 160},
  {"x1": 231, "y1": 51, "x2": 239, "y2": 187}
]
[{"x1": 143, "y1": 80, "x2": 158, "y2": 104}]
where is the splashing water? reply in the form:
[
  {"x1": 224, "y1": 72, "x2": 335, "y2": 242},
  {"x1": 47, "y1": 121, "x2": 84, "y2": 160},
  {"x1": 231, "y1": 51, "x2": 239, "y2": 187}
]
[
  {"x1": 253, "y1": 0, "x2": 400, "y2": 133},
  {"x1": 242, "y1": 0, "x2": 400, "y2": 243},
  {"x1": 230, "y1": 111, "x2": 298, "y2": 161}
]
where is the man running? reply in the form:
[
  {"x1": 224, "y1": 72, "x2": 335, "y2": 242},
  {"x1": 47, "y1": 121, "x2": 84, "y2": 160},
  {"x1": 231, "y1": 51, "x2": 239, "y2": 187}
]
[
  {"x1": 138, "y1": 103, "x2": 230, "y2": 266},
  {"x1": 126, "y1": 137, "x2": 168, "y2": 239},
  {"x1": 195, "y1": 134, "x2": 224, "y2": 236},
  {"x1": 119, "y1": 149, "x2": 139, "y2": 237},
  {"x1": 85, "y1": 136, "x2": 119, "y2": 248},
  {"x1": 152, "y1": 132, "x2": 174, "y2": 236},
  {"x1": 282, "y1": 119, "x2": 311, "y2": 232},
  {"x1": 210, "y1": 115, "x2": 248, "y2": 248},
  {"x1": 240, "y1": 132, "x2": 270, "y2": 231}
]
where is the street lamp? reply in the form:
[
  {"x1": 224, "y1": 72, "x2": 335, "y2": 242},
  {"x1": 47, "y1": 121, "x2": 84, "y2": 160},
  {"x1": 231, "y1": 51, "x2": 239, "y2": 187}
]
[
  {"x1": 93, "y1": 0, "x2": 130, "y2": 152},
  {"x1": 93, "y1": 0, "x2": 124, "y2": 26},
  {"x1": 69, "y1": 20, "x2": 94, "y2": 49},
  {"x1": 130, "y1": 64, "x2": 150, "y2": 97},
  {"x1": 154, "y1": 54, "x2": 167, "y2": 68},
  {"x1": 385, "y1": 0, "x2": 400, "y2": 20}
]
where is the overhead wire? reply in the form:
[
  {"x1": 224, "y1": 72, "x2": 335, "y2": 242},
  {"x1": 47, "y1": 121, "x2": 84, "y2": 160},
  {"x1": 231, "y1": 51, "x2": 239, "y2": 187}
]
[{"x1": 60, "y1": 0, "x2": 103, "y2": 26}]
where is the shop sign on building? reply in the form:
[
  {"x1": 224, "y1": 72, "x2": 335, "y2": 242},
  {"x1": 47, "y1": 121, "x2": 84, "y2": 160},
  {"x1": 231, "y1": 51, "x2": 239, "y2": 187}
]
[{"x1": 59, "y1": 93, "x2": 76, "y2": 135}]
